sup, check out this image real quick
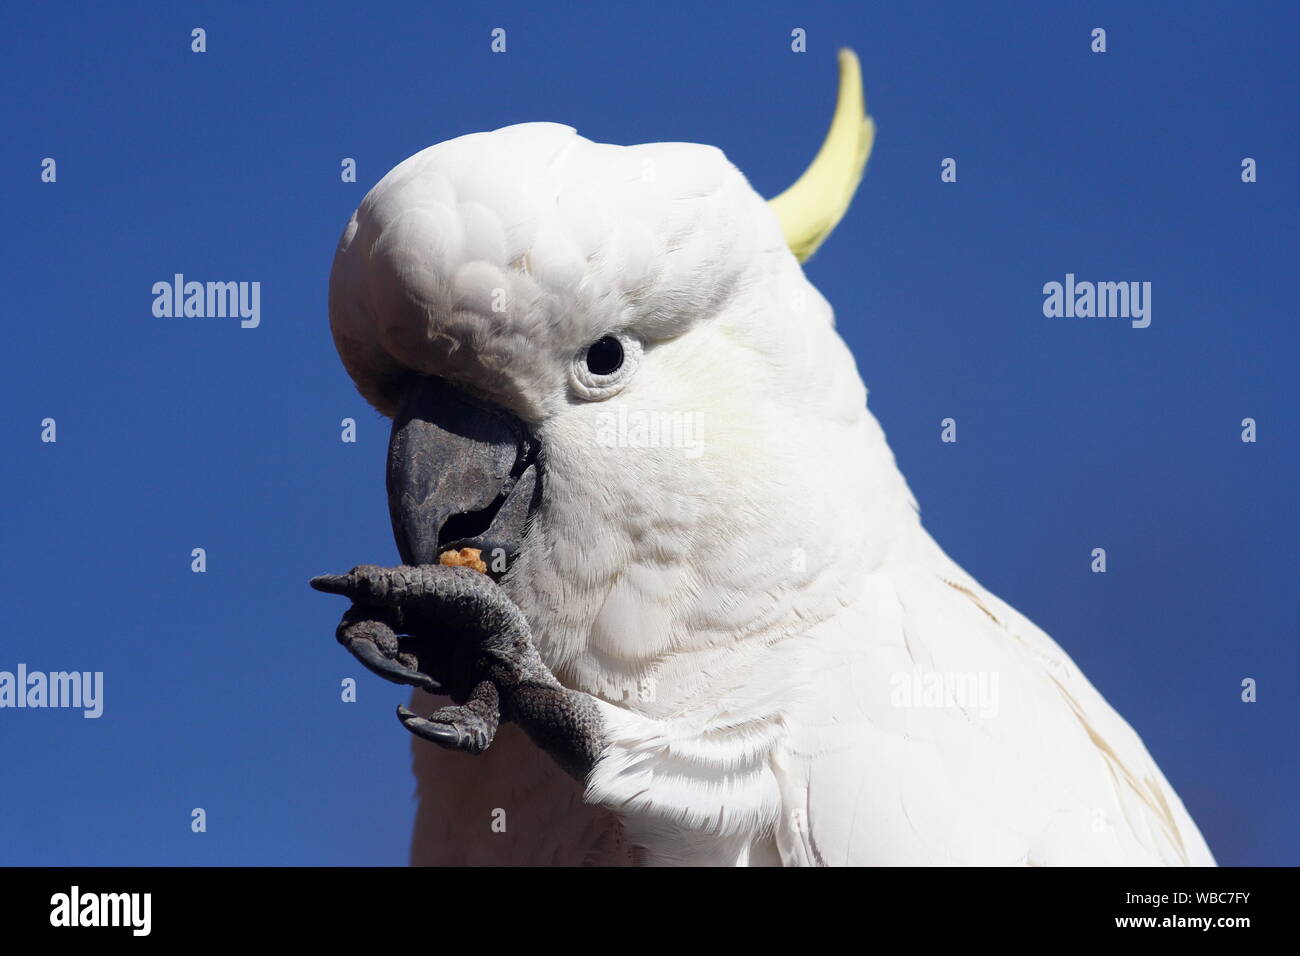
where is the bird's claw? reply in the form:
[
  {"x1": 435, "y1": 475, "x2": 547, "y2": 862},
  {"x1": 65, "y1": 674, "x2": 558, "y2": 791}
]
[
  {"x1": 312, "y1": 563, "x2": 604, "y2": 779},
  {"x1": 334, "y1": 604, "x2": 440, "y2": 693},
  {"x1": 396, "y1": 680, "x2": 500, "y2": 754}
]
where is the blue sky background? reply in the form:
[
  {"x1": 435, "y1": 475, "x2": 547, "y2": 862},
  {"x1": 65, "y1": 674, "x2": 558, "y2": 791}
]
[{"x1": 2, "y1": 1, "x2": 1295, "y2": 865}]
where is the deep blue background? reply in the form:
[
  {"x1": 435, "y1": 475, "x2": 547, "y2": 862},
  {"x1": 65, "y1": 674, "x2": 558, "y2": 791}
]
[{"x1": 2, "y1": 2, "x2": 1294, "y2": 865}]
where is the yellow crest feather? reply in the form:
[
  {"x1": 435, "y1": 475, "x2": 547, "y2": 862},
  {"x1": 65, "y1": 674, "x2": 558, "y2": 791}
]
[{"x1": 768, "y1": 48, "x2": 875, "y2": 263}]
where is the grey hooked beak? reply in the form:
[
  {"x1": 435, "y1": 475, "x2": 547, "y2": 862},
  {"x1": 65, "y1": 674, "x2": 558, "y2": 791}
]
[{"x1": 386, "y1": 375, "x2": 540, "y2": 573}]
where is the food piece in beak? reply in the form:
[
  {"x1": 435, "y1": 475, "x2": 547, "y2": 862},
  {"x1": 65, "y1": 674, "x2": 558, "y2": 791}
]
[{"x1": 438, "y1": 547, "x2": 488, "y2": 574}]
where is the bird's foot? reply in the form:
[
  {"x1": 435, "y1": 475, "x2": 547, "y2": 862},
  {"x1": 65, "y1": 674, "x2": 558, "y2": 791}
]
[{"x1": 311, "y1": 564, "x2": 605, "y2": 779}]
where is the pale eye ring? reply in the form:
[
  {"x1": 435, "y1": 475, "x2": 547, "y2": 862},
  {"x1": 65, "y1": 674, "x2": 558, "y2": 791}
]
[{"x1": 570, "y1": 332, "x2": 641, "y2": 401}]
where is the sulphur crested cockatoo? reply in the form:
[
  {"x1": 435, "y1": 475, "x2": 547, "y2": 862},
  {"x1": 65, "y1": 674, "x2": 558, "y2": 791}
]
[{"x1": 313, "y1": 50, "x2": 1215, "y2": 866}]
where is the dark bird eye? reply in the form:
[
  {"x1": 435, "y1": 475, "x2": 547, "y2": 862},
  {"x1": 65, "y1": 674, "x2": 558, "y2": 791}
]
[{"x1": 585, "y1": 336, "x2": 624, "y2": 376}]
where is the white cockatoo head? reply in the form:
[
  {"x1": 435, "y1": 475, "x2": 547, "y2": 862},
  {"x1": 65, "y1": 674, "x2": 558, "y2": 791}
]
[{"x1": 328, "y1": 51, "x2": 912, "y2": 710}]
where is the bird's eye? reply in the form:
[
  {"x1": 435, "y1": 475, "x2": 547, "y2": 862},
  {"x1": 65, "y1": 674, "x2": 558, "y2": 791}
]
[
  {"x1": 569, "y1": 332, "x2": 642, "y2": 401},
  {"x1": 585, "y1": 336, "x2": 624, "y2": 376}
]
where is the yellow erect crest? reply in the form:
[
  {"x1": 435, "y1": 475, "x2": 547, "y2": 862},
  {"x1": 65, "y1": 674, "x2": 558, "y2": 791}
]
[{"x1": 768, "y1": 48, "x2": 875, "y2": 263}]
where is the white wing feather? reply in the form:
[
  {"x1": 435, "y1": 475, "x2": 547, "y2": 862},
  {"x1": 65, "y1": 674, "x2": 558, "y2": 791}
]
[{"x1": 772, "y1": 531, "x2": 1214, "y2": 866}]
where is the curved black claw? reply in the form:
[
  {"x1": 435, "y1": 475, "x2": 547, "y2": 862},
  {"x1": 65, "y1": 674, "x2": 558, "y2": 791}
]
[
  {"x1": 396, "y1": 680, "x2": 500, "y2": 754},
  {"x1": 336, "y1": 606, "x2": 439, "y2": 693}
]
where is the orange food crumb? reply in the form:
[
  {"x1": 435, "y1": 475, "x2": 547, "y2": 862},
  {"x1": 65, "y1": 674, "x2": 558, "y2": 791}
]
[{"x1": 439, "y1": 547, "x2": 488, "y2": 574}]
